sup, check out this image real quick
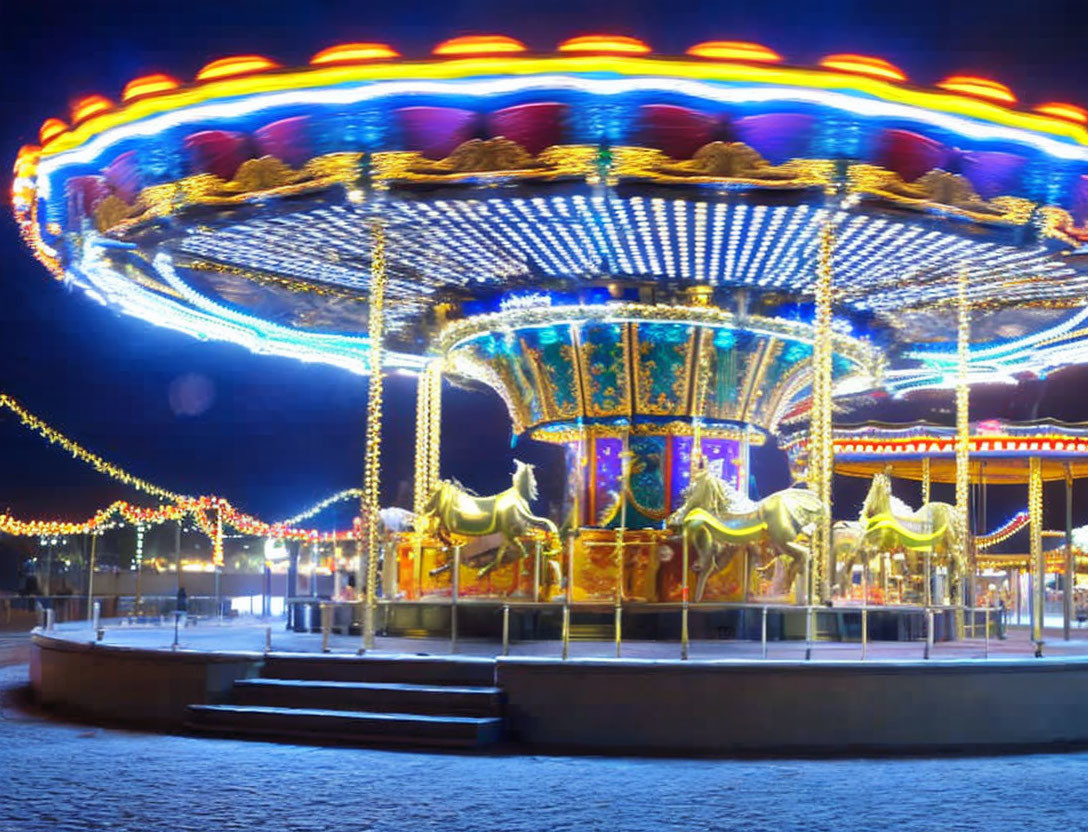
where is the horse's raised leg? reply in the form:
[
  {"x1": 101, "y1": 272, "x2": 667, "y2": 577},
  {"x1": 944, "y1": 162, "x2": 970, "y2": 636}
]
[{"x1": 478, "y1": 539, "x2": 509, "y2": 579}]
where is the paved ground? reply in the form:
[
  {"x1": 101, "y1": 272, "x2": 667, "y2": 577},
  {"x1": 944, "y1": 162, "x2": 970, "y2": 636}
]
[
  {"x1": 35, "y1": 615, "x2": 1088, "y2": 662},
  {"x1": 1, "y1": 655, "x2": 1088, "y2": 831},
  {"x1": 9, "y1": 628, "x2": 1088, "y2": 830}
]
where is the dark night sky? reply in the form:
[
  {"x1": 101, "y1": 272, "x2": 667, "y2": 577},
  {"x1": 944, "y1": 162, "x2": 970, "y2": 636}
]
[{"x1": 1, "y1": 0, "x2": 1087, "y2": 537}]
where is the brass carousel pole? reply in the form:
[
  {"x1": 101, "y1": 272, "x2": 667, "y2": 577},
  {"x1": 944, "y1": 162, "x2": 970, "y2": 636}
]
[
  {"x1": 413, "y1": 364, "x2": 433, "y2": 519},
  {"x1": 807, "y1": 221, "x2": 835, "y2": 606},
  {"x1": 427, "y1": 359, "x2": 442, "y2": 495},
  {"x1": 412, "y1": 360, "x2": 441, "y2": 600},
  {"x1": 921, "y1": 457, "x2": 931, "y2": 506},
  {"x1": 1030, "y1": 455, "x2": 1044, "y2": 656},
  {"x1": 411, "y1": 363, "x2": 432, "y2": 602},
  {"x1": 954, "y1": 270, "x2": 971, "y2": 635},
  {"x1": 1065, "y1": 462, "x2": 1074, "y2": 641},
  {"x1": 361, "y1": 223, "x2": 387, "y2": 652},
  {"x1": 616, "y1": 430, "x2": 631, "y2": 658}
]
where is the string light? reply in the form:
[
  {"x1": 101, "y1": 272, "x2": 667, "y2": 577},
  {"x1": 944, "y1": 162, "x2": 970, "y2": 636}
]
[
  {"x1": 0, "y1": 393, "x2": 388, "y2": 541},
  {"x1": 0, "y1": 393, "x2": 186, "y2": 502}
]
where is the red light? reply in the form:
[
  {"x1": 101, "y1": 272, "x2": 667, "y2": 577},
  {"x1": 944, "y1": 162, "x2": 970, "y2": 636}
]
[
  {"x1": 432, "y1": 35, "x2": 527, "y2": 56},
  {"x1": 557, "y1": 35, "x2": 651, "y2": 55},
  {"x1": 1034, "y1": 102, "x2": 1088, "y2": 125},
  {"x1": 196, "y1": 55, "x2": 280, "y2": 82},
  {"x1": 686, "y1": 41, "x2": 781, "y2": 63},
  {"x1": 819, "y1": 54, "x2": 906, "y2": 82},
  {"x1": 121, "y1": 73, "x2": 181, "y2": 103},
  {"x1": 937, "y1": 75, "x2": 1016, "y2": 105},
  {"x1": 311, "y1": 43, "x2": 400, "y2": 65},
  {"x1": 38, "y1": 118, "x2": 67, "y2": 145},
  {"x1": 71, "y1": 95, "x2": 113, "y2": 125}
]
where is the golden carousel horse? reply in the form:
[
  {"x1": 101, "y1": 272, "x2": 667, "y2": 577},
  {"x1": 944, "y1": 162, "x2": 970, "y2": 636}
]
[
  {"x1": 670, "y1": 469, "x2": 824, "y2": 602},
  {"x1": 854, "y1": 472, "x2": 965, "y2": 593},
  {"x1": 419, "y1": 460, "x2": 562, "y2": 584}
]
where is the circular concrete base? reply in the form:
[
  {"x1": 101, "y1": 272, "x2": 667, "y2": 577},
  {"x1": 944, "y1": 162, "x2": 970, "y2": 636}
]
[{"x1": 29, "y1": 622, "x2": 1088, "y2": 754}]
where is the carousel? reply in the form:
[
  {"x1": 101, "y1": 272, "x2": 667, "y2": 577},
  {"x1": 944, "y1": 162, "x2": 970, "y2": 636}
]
[{"x1": 12, "y1": 34, "x2": 1088, "y2": 650}]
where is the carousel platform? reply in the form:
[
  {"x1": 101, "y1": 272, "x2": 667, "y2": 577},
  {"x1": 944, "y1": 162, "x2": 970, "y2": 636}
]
[
  {"x1": 26, "y1": 617, "x2": 1088, "y2": 754},
  {"x1": 286, "y1": 598, "x2": 986, "y2": 644}
]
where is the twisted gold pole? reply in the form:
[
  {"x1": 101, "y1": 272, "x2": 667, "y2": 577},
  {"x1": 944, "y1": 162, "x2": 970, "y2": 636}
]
[
  {"x1": 413, "y1": 364, "x2": 432, "y2": 519},
  {"x1": 955, "y1": 271, "x2": 970, "y2": 623},
  {"x1": 807, "y1": 221, "x2": 835, "y2": 603},
  {"x1": 427, "y1": 359, "x2": 442, "y2": 495},
  {"x1": 1030, "y1": 455, "x2": 1044, "y2": 655},
  {"x1": 921, "y1": 457, "x2": 931, "y2": 506},
  {"x1": 361, "y1": 223, "x2": 387, "y2": 651}
]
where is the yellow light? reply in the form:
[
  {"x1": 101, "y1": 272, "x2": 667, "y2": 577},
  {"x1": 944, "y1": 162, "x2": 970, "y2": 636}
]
[
  {"x1": 38, "y1": 118, "x2": 67, "y2": 146},
  {"x1": 1035, "y1": 102, "x2": 1088, "y2": 125},
  {"x1": 819, "y1": 54, "x2": 906, "y2": 82},
  {"x1": 196, "y1": 55, "x2": 280, "y2": 82},
  {"x1": 557, "y1": 35, "x2": 651, "y2": 54},
  {"x1": 71, "y1": 95, "x2": 113, "y2": 125},
  {"x1": 310, "y1": 43, "x2": 400, "y2": 65},
  {"x1": 686, "y1": 41, "x2": 781, "y2": 63},
  {"x1": 14, "y1": 145, "x2": 39, "y2": 176},
  {"x1": 937, "y1": 75, "x2": 1016, "y2": 105},
  {"x1": 121, "y1": 73, "x2": 181, "y2": 102},
  {"x1": 36, "y1": 56, "x2": 1088, "y2": 158},
  {"x1": 432, "y1": 35, "x2": 526, "y2": 56}
]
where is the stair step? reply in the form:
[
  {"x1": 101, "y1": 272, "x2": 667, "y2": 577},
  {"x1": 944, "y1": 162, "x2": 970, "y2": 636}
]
[
  {"x1": 568, "y1": 624, "x2": 615, "y2": 641},
  {"x1": 232, "y1": 678, "x2": 503, "y2": 717},
  {"x1": 261, "y1": 654, "x2": 495, "y2": 687},
  {"x1": 185, "y1": 704, "x2": 503, "y2": 748}
]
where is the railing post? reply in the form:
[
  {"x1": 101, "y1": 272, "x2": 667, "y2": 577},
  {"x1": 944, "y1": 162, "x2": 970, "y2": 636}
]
[
  {"x1": 861, "y1": 607, "x2": 868, "y2": 660},
  {"x1": 681, "y1": 529, "x2": 690, "y2": 661},
  {"x1": 320, "y1": 602, "x2": 331, "y2": 653},
  {"x1": 924, "y1": 607, "x2": 934, "y2": 660},
  {"x1": 861, "y1": 563, "x2": 868, "y2": 660},
  {"x1": 532, "y1": 539, "x2": 541, "y2": 602},
  {"x1": 450, "y1": 545, "x2": 460, "y2": 654},
  {"x1": 804, "y1": 605, "x2": 813, "y2": 660},
  {"x1": 561, "y1": 603, "x2": 571, "y2": 661},
  {"x1": 984, "y1": 605, "x2": 990, "y2": 659},
  {"x1": 502, "y1": 603, "x2": 510, "y2": 657},
  {"x1": 614, "y1": 602, "x2": 622, "y2": 659},
  {"x1": 562, "y1": 521, "x2": 574, "y2": 661},
  {"x1": 761, "y1": 605, "x2": 768, "y2": 659}
]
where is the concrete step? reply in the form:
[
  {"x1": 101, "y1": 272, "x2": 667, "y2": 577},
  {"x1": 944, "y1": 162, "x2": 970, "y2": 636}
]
[
  {"x1": 260, "y1": 654, "x2": 496, "y2": 687},
  {"x1": 568, "y1": 624, "x2": 615, "y2": 641},
  {"x1": 231, "y1": 678, "x2": 503, "y2": 717},
  {"x1": 185, "y1": 704, "x2": 503, "y2": 748}
]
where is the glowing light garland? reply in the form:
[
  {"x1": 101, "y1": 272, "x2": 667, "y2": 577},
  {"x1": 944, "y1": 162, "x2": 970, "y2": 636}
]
[
  {"x1": 278, "y1": 488, "x2": 363, "y2": 526},
  {"x1": 0, "y1": 497, "x2": 357, "y2": 543},
  {"x1": 0, "y1": 393, "x2": 186, "y2": 502},
  {"x1": 0, "y1": 392, "x2": 373, "y2": 541}
]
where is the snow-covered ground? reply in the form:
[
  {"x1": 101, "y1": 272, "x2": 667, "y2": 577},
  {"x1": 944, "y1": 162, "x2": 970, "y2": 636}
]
[{"x1": 2, "y1": 659, "x2": 1088, "y2": 832}]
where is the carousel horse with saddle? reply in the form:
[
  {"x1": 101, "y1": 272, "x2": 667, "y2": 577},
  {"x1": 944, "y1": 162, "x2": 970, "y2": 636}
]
[
  {"x1": 418, "y1": 460, "x2": 562, "y2": 588},
  {"x1": 669, "y1": 468, "x2": 824, "y2": 602}
]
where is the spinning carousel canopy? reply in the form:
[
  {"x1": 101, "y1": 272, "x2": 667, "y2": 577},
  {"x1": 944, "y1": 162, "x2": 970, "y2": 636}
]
[{"x1": 12, "y1": 38, "x2": 1088, "y2": 392}]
